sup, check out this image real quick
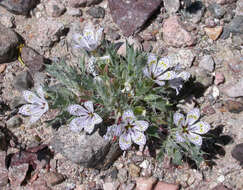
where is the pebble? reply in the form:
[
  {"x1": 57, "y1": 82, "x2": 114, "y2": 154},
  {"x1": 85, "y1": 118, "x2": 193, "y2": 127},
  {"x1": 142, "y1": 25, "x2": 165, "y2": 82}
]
[
  {"x1": 86, "y1": 6, "x2": 105, "y2": 18},
  {"x1": 139, "y1": 160, "x2": 149, "y2": 169},
  {"x1": 117, "y1": 168, "x2": 128, "y2": 183},
  {"x1": 103, "y1": 181, "x2": 120, "y2": 190},
  {"x1": 67, "y1": 7, "x2": 82, "y2": 16},
  {"x1": 208, "y1": 3, "x2": 226, "y2": 19},
  {"x1": 119, "y1": 182, "x2": 135, "y2": 190},
  {"x1": 0, "y1": 151, "x2": 8, "y2": 186},
  {"x1": 236, "y1": 0, "x2": 243, "y2": 16},
  {"x1": 0, "y1": 14, "x2": 14, "y2": 28},
  {"x1": 45, "y1": 0, "x2": 66, "y2": 17},
  {"x1": 69, "y1": 0, "x2": 87, "y2": 8},
  {"x1": 129, "y1": 163, "x2": 141, "y2": 178},
  {"x1": 189, "y1": 67, "x2": 213, "y2": 87},
  {"x1": 44, "y1": 172, "x2": 66, "y2": 186},
  {"x1": 171, "y1": 49, "x2": 195, "y2": 68},
  {"x1": 185, "y1": 1, "x2": 205, "y2": 24},
  {"x1": 217, "y1": 175, "x2": 225, "y2": 183},
  {"x1": 204, "y1": 26, "x2": 223, "y2": 40},
  {"x1": 163, "y1": 0, "x2": 180, "y2": 14},
  {"x1": 0, "y1": 64, "x2": 6, "y2": 73},
  {"x1": 225, "y1": 100, "x2": 243, "y2": 113},
  {"x1": 162, "y1": 16, "x2": 195, "y2": 47},
  {"x1": 135, "y1": 177, "x2": 158, "y2": 190},
  {"x1": 107, "y1": 28, "x2": 121, "y2": 40},
  {"x1": 212, "y1": 184, "x2": 232, "y2": 190},
  {"x1": 6, "y1": 115, "x2": 22, "y2": 128},
  {"x1": 13, "y1": 71, "x2": 34, "y2": 91},
  {"x1": 214, "y1": 72, "x2": 225, "y2": 85},
  {"x1": 8, "y1": 163, "x2": 29, "y2": 186},
  {"x1": 199, "y1": 55, "x2": 215, "y2": 72},
  {"x1": 222, "y1": 78, "x2": 243, "y2": 98},
  {"x1": 0, "y1": 132, "x2": 7, "y2": 150},
  {"x1": 154, "y1": 181, "x2": 179, "y2": 190},
  {"x1": 142, "y1": 41, "x2": 153, "y2": 52}
]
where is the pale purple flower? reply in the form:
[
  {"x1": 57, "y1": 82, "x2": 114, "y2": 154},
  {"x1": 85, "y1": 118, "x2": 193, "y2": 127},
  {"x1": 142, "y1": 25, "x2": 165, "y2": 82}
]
[
  {"x1": 67, "y1": 101, "x2": 102, "y2": 134},
  {"x1": 19, "y1": 86, "x2": 48, "y2": 124},
  {"x1": 173, "y1": 108, "x2": 210, "y2": 146}
]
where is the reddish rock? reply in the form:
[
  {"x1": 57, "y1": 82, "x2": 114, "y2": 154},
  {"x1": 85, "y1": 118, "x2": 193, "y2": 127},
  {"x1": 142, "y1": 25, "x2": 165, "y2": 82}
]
[
  {"x1": 44, "y1": 172, "x2": 66, "y2": 186},
  {"x1": 202, "y1": 105, "x2": 216, "y2": 115},
  {"x1": 109, "y1": 0, "x2": 163, "y2": 36},
  {"x1": 0, "y1": 64, "x2": 6, "y2": 73},
  {"x1": 0, "y1": 151, "x2": 8, "y2": 187},
  {"x1": 222, "y1": 78, "x2": 243, "y2": 98},
  {"x1": 162, "y1": 16, "x2": 195, "y2": 47},
  {"x1": 225, "y1": 100, "x2": 243, "y2": 113},
  {"x1": 212, "y1": 183, "x2": 232, "y2": 190},
  {"x1": 154, "y1": 181, "x2": 179, "y2": 190},
  {"x1": 8, "y1": 163, "x2": 29, "y2": 187},
  {"x1": 26, "y1": 176, "x2": 51, "y2": 190},
  {"x1": 135, "y1": 177, "x2": 158, "y2": 190},
  {"x1": 204, "y1": 26, "x2": 223, "y2": 40},
  {"x1": 214, "y1": 72, "x2": 225, "y2": 85}
]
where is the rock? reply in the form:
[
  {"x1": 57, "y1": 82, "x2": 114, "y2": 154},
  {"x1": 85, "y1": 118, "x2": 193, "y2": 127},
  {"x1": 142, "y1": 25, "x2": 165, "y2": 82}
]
[
  {"x1": 44, "y1": 172, "x2": 66, "y2": 186},
  {"x1": 118, "y1": 168, "x2": 128, "y2": 183},
  {"x1": 119, "y1": 182, "x2": 135, "y2": 190},
  {"x1": 162, "y1": 16, "x2": 195, "y2": 47},
  {"x1": 108, "y1": 0, "x2": 163, "y2": 36},
  {"x1": 67, "y1": 7, "x2": 83, "y2": 16},
  {"x1": 163, "y1": 0, "x2": 180, "y2": 14},
  {"x1": 69, "y1": 0, "x2": 102, "y2": 7},
  {"x1": 204, "y1": 26, "x2": 223, "y2": 40},
  {"x1": 189, "y1": 67, "x2": 213, "y2": 87},
  {"x1": 103, "y1": 181, "x2": 120, "y2": 190},
  {"x1": 8, "y1": 163, "x2": 29, "y2": 187},
  {"x1": 0, "y1": 0, "x2": 39, "y2": 15},
  {"x1": 0, "y1": 24, "x2": 21, "y2": 64},
  {"x1": 168, "y1": 49, "x2": 195, "y2": 69},
  {"x1": 184, "y1": 1, "x2": 205, "y2": 24},
  {"x1": 135, "y1": 177, "x2": 158, "y2": 190},
  {"x1": 51, "y1": 126, "x2": 122, "y2": 169},
  {"x1": 129, "y1": 164, "x2": 141, "y2": 178},
  {"x1": 222, "y1": 78, "x2": 243, "y2": 97},
  {"x1": 0, "y1": 151, "x2": 8, "y2": 187},
  {"x1": 212, "y1": 184, "x2": 232, "y2": 190},
  {"x1": 208, "y1": 3, "x2": 226, "y2": 19},
  {"x1": 21, "y1": 46, "x2": 45, "y2": 72},
  {"x1": 86, "y1": 0, "x2": 103, "y2": 6},
  {"x1": 9, "y1": 96, "x2": 26, "y2": 109},
  {"x1": 0, "y1": 64, "x2": 6, "y2": 73},
  {"x1": 154, "y1": 181, "x2": 179, "y2": 190},
  {"x1": 0, "y1": 132, "x2": 7, "y2": 150},
  {"x1": 142, "y1": 41, "x2": 152, "y2": 52},
  {"x1": 13, "y1": 71, "x2": 34, "y2": 91},
  {"x1": 214, "y1": 0, "x2": 236, "y2": 5},
  {"x1": 87, "y1": 6, "x2": 105, "y2": 18},
  {"x1": 107, "y1": 28, "x2": 121, "y2": 41},
  {"x1": 236, "y1": 0, "x2": 243, "y2": 16},
  {"x1": 27, "y1": 177, "x2": 51, "y2": 190},
  {"x1": 221, "y1": 16, "x2": 243, "y2": 39},
  {"x1": 6, "y1": 115, "x2": 22, "y2": 128},
  {"x1": 202, "y1": 105, "x2": 216, "y2": 115},
  {"x1": 214, "y1": 72, "x2": 225, "y2": 85},
  {"x1": 199, "y1": 55, "x2": 215, "y2": 72},
  {"x1": 225, "y1": 100, "x2": 243, "y2": 113},
  {"x1": 45, "y1": 0, "x2": 66, "y2": 17},
  {"x1": 0, "y1": 14, "x2": 14, "y2": 28}
]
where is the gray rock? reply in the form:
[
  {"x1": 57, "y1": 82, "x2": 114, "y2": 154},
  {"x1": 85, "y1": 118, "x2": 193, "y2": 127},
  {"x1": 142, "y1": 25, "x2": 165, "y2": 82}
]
[
  {"x1": 0, "y1": 0, "x2": 39, "y2": 15},
  {"x1": 0, "y1": 24, "x2": 21, "y2": 64},
  {"x1": 0, "y1": 132, "x2": 7, "y2": 151},
  {"x1": 221, "y1": 16, "x2": 243, "y2": 39},
  {"x1": 107, "y1": 28, "x2": 121, "y2": 41},
  {"x1": 108, "y1": 0, "x2": 163, "y2": 36},
  {"x1": 0, "y1": 151, "x2": 8, "y2": 187},
  {"x1": 222, "y1": 78, "x2": 243, "y2": 98},
  {"x1": 6, "y1": 115, "x2": 22, "y2": 128},
  {"x1": 117, "y1": 168, "x2": 128, "y2": 183},
  {"x1": 208, "y1": 3, "x2": 226, "y2": 19},
  {"x1": 142, "y1": 41, "x2": 153, "y2": 52},
  {"x1": 189, "y1": 67, "x2": 213, "y2": 87},
  {"x1": 198, "y1": 55, "x2": 215, "y2": 72},
  {"x1": 0, "y1": 14, "x2": 15, "y2": 28},
  {"x1": 67, "y1": 7, "x2": 82, "y2": 16},
  {"x1": 231, "y1": 143, "x2": 243, "y2": 165},
  {"x1": 51, "y1": 126, "x2": 122, "y2": 169},
  {"x1": 13, "y1": 71, "x2": 34, "y2": 91},
  {"x1": 236, "y1": 0, "x2": 243, "y2": 16},
  {"x1": 10, "y1": 96, "x2": 26, "y2": 109},
  {"x1": 86, "y1": 6, "x2": 105, "y2": 18},
  {"x1": 69, "y1": 0, "x2": 102, "y2": 8},
  {"x1": 45, "y1": 0, "x2": 66, "y2": 17},
  {"x1": 164, "y1": 0, "x2": 180, "y2": 14},
  {"x1": 168, "y1": 49, "x2": 195, "y2": 69},
  {"x1": 184, "y1": 1, "x2": 205, "y2": 23}
]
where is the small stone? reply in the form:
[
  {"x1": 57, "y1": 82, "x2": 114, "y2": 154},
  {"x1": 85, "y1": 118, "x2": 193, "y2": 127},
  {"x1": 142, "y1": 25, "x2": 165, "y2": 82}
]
[
  {"x1": 9, "y1": 96, "x2": 26, "y2": 109},
  {"x1": 212, "y1": 184, "x2": 232, "y2": 190},
  {"x1": 208, "y1": 3, "x2": 226, "y2": 19},
  {"x1": 204, "y1": 26, "x2": 223, "y2": 40},
  {"x1": 0, "y1": 151, "x2": 8, "y2": 187},
  {"x1": 199, "y1": 55, "x2": 215, "y2": 72},
  {"x1": 118, "y1": 168, "x2": 128, "y2": 183},
  {"x1": 217, "y1": 175, "x2": 225, "y2": 183},
  {"x1": 222, "y1": 78, "x2": 243, "y2": 98},
  {"x1": 214, "y1": 72, "x2": 225, "y2": 85},
  {"x1": 8, "y1": 163, "x2": 29, "y2": 187},
  {"x1": 139, "y1": 160, "x2": 149, "y2": 169},
  {"x1": 69, "y1": 0, "x2": 87, "y2": 7},
  {"x1": 103, "y1": 181, "x2": 120, "y2": 190},
  {"x1": 119, "y1": 182, "x2": 135, "y2": 190},
  {"x1": 13, "y1": 71, "x2": 34, "y2": 91},
  {"x1": 0, "y1": 132, "x2": 7, "y2": 150},
  {"x1": 221, "y1": 16, "x2": 243, "y2": 39},
  {"x1": 0, "y1": 64, "x2": 6, "y2": 73},
  {"x1": 236, "y1": 0, "x2": 243, "y2": 16},
  {"x1": 142, "y1": 41, "x2": 153, "y2": 52},
  {"x1": 135, "y1": 177, "x2": 158, "y2": 190},
  {"x1": 44, "y1": 172, "x2": 66, "y2": 186},
  {"x1": 6, "y1": 115, "x2": 22, "y2": 128},
  {"x1": 189, "y1": 67, "x2": 213, "y2": 87},
  {"x1": 225, "y1": 100, "x2": 243, "y2": 113},
  {"x1": 169, "y1": 49, "x2": 195, "y2": 69},
  {"x1": 185, "y1": 1, "x2": 205, "y2": 24},
  {"x1": 231, "y1": 143, "x2": 243, "y2": 165},
  {"x1": 202, "y1": 105, "x2": 216, "y2": 115},
  {"x1": 164, "y1": 0, "x2": 180, "y2": 14},
  {"x1": 162, "y1": 16, "x2": 195, "y2": 47},
  {"x1": 45, "y1": 0, "x2": 66, "y2": 17},
  {"x1": 67, "y1": 7, "x2": 82, "y2": 16},
  {"x1": 154, "y1": 181, "x2": 179, "y2": 190},
  {"x1": 86, "y1": 6, "x2": 105, "y2": 18},
  {"x1": 129, "y1": 163, "x2": 141, "y2": 178},
  {"x1": 0, "y1": 14, "x2": 14, "y2": 28},
  {"x1": 107, "y1": 28, "x2": 121, "y2": 41}
]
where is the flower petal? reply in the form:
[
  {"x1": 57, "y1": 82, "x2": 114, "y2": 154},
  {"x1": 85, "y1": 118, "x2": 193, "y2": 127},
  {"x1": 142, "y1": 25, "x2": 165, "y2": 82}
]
[
  {"x1": 122, "y1": 110, "x2": 136, "y2": 123},
  {"x1": 147, "y1": 54, "x2": 157, "y2": 74},
  {"x1": 104, "y1": 124, "x2": 118, "y2": 140},
  {"x1": 131, "y1": 130, "x2": 146, "y2": 146},
  {"x1": 69, "y1": 117, "x2": 85, "y2": 132},
  {"x1": 187, "y1": 132, "x2": 202, "y2": 146},
  {"x1": 143, "y1": 67, "x2": 150, "y2": 78},
  {"x1": 36, "y1": 86, "x2": 45, "y2": 100},
  {"x1": 83, "y1": 117, "x2": 95, "y2": 134},
  {"x1": 95, "y1": 27, "x2": 103, "y2": 43},
  {"x1": 84, "y1": 101, "x2": 94, "y2": 113},
  {"x1": 92, "y1": 113, "x2": 103, "y2": 125},
  {"x1": 29, "y1": 114, "x2": 42, "y2": 124},
  {"x1": 177, "y1": 71, "x2": 190, "y2": 81},
  {"x1": 189, "y1": 121, "x2": 210, "y2": 134},
  {"x1": 23, "y1": 90, "x2": 43, "y2": 104},
  {"x1": 175, "y1": 132, "x2": 185, "y2": 143},
  {"x1": 134, "y1": 120, "x2": 149, "y2": 132},
  {"x1": 186, "y1": 108, "x2": 200, "y2": 126},
  {"x1": 173, "y1": 112, "x2": 185, "y2": 127},
  {"x1": 67, "y1": 104, "x2": 88, "y2": 116},
  {"x1": 157, "y1": 71, "x2": 176, "y2": 81},
  {"x1": 119, "y1": 133, "x2": 132, "y2": 150},
  {"x1": 155, "y1": 57, "x2": 172, "y2": 76},
  {"x1": 154, "y1": 80, "x2": 165, "y2": 86},
  {"x1": 19, "y1": 104, "x2": 44, "y2": 116}
]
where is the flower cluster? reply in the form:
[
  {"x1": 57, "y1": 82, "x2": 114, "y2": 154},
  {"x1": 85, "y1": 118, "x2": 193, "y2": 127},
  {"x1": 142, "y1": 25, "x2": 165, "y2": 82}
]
[{"x1": 173, "y1": 108, "x2": 210, "y2": 146}]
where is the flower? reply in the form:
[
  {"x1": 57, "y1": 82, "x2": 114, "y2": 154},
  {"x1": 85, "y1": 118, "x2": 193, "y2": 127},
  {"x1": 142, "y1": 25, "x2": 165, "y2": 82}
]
[
  {"x1": 67, "y1": 101, "x2": 102, "y2": 134},
  {"x1": 173, "y1": 108, "x2": 210, "y2": 146},
  {"x1": 19, "y1": 86, "x2": 48, "y2": 124},
  {"x1": 121, "y1": 81, "x2": 134, "y2": 96},
  {"x1": 73, "y1": 23, "x2": 103, "y2": 52},
  {"x1": 104, "y1": 110, "x2": 149, "y2": 150}
]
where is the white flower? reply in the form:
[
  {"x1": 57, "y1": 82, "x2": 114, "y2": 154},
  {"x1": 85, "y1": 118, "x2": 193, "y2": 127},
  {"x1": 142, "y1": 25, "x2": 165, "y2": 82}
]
[
  {"x1": 19, "y1": 86, "x2": 48, "y2": 124},
  {"x1": 173, "y1": 108, "x2": 210, "y2": 146},
  {"x1": 73, "y1": 23, "x2": 103, "y2": 52},
  {"x1": 87, "y1": 55, "x2": 111, "y2": 77},
  {"x1": 67, "y1": 101, "x2": 102, "y2": 134},
  {"x1": 105, "y1": 110, "x2": 149, "y2": 150},
  {"x1": 143, "y1": 54, "x2": 176, "y2": 86}
]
